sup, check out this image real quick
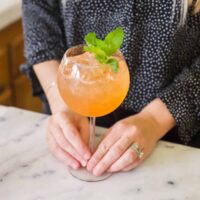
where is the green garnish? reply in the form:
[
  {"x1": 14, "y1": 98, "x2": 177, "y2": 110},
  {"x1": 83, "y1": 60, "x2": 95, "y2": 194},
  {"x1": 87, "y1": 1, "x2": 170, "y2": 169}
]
[{"x1": 84, "y1": 27, "x2": 124, "y2": 73}]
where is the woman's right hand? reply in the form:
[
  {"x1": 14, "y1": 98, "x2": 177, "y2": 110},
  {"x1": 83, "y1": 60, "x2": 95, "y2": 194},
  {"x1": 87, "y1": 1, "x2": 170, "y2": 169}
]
[
  {"x1": 46, "y1": 109, "x2": 91, "y2": 169},
  {"x1": 32, "y1": 60, "x2": 91, "y2": 169}
]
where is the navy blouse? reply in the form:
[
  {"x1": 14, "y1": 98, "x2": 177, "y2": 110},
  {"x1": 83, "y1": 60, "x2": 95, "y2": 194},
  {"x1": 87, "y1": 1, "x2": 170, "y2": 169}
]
[{"x1": 22, "y1": 0, "x2": 200, "y2": 144}]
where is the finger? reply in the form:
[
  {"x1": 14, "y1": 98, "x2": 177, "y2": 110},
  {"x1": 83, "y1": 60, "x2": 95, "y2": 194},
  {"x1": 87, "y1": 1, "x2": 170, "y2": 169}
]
[
  {"x1": 46, "y1": 131, "x2": 80, "y2": 169},
  {"x1": 58, "y1": 115, "x2": 91, "y2": 161},
  {"x1": 92, "y1": 132, "x2": 133, "y2": 176},
  {"x1": 107, "y1": 148, "x2": 138, "y2": 172},
  {"x1": 87, "y1": 127, "x2": 120, "y2": 172},
  {"x1": 122, "y1": 159, "x2": 140, "y2": 171},
  {"x1": 49, "y1": 123, "x2": 87, "y2": 167},
  {"x1": 122, "y1": 148, "x2": 147, "y2": 172}
]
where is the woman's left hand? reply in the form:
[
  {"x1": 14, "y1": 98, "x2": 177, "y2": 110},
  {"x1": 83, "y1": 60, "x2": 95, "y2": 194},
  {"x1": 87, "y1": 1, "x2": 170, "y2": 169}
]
[{"x1": 86, "y1": 112, "x2": 161, "y2": 176}]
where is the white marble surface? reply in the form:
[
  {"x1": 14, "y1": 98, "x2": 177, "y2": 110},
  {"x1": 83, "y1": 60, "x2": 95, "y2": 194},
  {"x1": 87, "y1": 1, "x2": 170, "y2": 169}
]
[
  {"x1": 0, "y1": 106, "x2": 200, "y2": 200},
  {"x1": 0, "y1": 105, "x2": 8, "y2": 116},
  {"x1": 0, "y1": 0, "x2": 22, "y2": 30}
]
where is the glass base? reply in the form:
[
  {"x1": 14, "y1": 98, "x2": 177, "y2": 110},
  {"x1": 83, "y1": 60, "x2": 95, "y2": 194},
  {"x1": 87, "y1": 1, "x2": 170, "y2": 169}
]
[{"x1": 69, "y1": 167, "x2": 112, "y2": 182}]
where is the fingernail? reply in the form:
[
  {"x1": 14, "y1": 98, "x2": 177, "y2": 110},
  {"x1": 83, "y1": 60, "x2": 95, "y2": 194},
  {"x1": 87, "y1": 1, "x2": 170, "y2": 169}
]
[
  {"x1": 93, "y1": 170, "x2": 100, "y2": 177},
  {"x1": 72, "y1": 163, "x2": 79, "y2": 170},
  {"x1": 81, "y1": 160, "x2": 87, "y2": 167},
  {"x1": 87, "y1": 165, "x2": 92, "y2": 172},
  {"x1": 93, "y1": 167, "x2": 101, "y2": 176},
  {"x1": 84, "y1": 153, "x2": 91, "y2": 160}
]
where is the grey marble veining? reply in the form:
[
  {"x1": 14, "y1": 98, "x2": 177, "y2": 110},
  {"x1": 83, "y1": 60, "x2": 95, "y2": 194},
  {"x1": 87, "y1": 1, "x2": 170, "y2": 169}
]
[{"x1": 0, "y1": 106, "x2": 200, "y2": 200}]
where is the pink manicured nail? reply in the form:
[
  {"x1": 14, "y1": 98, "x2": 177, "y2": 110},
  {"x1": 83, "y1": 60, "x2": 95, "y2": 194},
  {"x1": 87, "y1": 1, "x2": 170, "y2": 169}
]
[
  {"x1": 81, "y1": 160, "x2": 87, "y2": 167},
  {"x1": 72, "y1": 163, "x2": 79, "y2": 169},
  {"x1": 87, "y1": 165, "x2": 92, "y2": 172},
  {"x1": 93, "y1": 170, "x2": 99, "y2": 176},
  {"x1": 93, "y1": 167, "x2": 101, "y2": 176},
  {"x1": 84, "y1": 153, "x2": 91, "y2": 160}
]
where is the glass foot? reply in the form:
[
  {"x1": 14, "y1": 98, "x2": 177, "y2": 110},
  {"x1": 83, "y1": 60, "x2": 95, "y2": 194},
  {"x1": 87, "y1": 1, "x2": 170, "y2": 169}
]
[{"x1": 69, "y1": 167, "x2": 112, "y2": 182}]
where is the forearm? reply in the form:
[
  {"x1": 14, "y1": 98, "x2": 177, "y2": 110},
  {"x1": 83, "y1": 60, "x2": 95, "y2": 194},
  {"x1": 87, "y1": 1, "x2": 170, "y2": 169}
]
[
  {"x1": 140, "y1": 98, "x2": 176, "y2": 141},
  {"x1": 33, "y1": 60, "x2": 68, "y2": 114}
]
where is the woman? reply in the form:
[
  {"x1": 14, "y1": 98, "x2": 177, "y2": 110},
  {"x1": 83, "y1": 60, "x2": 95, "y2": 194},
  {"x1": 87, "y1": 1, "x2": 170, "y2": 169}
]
[{"x1": 22, "y1": 0, "x2": 200, "y2": 176}]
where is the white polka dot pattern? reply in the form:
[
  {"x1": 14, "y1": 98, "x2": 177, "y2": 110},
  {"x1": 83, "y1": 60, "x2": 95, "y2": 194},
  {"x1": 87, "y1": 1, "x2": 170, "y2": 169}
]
[{"x1": 21, "y1": 0, "x2": 200, "y2": 143}]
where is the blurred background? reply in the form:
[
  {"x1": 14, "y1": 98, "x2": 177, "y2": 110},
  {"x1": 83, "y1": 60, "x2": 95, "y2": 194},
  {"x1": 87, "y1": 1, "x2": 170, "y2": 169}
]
[{"x1": 0, "y1": 0, "x2": 43, "y2": 112}]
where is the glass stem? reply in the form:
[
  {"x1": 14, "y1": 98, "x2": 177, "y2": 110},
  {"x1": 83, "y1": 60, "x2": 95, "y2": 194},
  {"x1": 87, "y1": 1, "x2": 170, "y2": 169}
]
[{"x1": 89, "y1": 117, "x2": 96, "y2": 153}]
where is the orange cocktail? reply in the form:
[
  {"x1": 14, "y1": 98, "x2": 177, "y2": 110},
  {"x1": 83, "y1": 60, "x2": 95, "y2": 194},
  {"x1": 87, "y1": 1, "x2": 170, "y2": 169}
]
[
  {"x1": 58, "y1": 50, "x2": 130, "y2": 117},
  {"x1": 57, "y1": 27, "x2": 130, "y2": 182}
]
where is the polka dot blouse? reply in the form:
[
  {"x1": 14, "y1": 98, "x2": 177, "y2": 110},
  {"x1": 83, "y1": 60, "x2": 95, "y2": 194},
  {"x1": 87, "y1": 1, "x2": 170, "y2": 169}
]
[{"x1": 22, "y1": 0, "x2": 200, "y2": 144}]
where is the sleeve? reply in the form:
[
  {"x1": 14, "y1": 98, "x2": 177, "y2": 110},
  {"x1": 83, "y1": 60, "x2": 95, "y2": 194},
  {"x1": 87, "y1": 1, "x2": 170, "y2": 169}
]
[
  {"x1": 157, "y1": 56, "x2": 200, "y2": 144},
  {"x1": 21, "y1": 0, "x2": 66, "y2": 96}
]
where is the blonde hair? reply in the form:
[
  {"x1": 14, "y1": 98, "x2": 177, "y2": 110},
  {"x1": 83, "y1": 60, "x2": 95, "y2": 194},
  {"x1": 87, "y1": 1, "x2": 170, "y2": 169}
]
[
  {"x1": 178, "y1": 0, "x2": 200, "y2": 26},
  {"x1": 193, "y1": 0, "x2": 200, "y2": 13}
]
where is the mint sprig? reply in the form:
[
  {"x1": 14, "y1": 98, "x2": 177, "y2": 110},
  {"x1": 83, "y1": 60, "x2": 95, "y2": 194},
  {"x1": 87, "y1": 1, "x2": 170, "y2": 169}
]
[{"x1": 84, "y1": 27, "x2": 124, "y2": 72}]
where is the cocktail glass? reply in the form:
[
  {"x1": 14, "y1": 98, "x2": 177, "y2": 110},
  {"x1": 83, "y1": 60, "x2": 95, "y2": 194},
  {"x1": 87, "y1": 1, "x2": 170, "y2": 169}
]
[{"x1": 57, "y1": 44, "x2": 130, "y2": 181}]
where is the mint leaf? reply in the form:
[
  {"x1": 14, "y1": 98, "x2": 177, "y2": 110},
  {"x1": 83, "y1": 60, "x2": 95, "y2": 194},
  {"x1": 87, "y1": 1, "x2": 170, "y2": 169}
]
[
  {"x1": 84, "y1": 32, "x2": 97, "y2": 46},
  {"x1": 95, "y1": 39, "x2": 110, "y2": 55},
  {"x1": 104, "y1": 27, "x2": 124, "y2": 56},
  {"x1": 84, "y1": 46, "x2": 107, "y2": 63},
  {"x1": 106, "y1": 58, "x2": 119, "y2": 73},
  {"x1": 84, "y1": 27, "x2": 124, "y2": 72}
]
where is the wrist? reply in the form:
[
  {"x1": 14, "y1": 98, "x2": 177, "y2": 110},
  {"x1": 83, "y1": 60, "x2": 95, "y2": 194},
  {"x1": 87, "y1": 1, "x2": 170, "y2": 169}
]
[
  {"x1": 140, "y1": 98, "x2": 176, "y2": 140},
  {"x1": 137, "y1": 111, "x2": 162, "y2": 142},
  {"x1": 49, "y1": 98, "x2": 68, "y2": 114},
  {"x1": 45, "y1": 83, "x2": 69, "y2": 114}
]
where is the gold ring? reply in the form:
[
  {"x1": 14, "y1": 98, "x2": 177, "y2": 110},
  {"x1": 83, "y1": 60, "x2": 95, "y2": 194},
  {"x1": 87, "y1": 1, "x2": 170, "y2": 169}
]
[{"x1": 130, "y1": 143, "x2": 144, "y2": 159}]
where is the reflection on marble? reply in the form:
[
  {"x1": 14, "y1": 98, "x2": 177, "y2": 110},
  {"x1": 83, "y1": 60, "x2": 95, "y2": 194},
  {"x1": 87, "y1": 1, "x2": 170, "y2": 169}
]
[{"x1": 0, "y1": 106, "x2": 200, "y2": 200}]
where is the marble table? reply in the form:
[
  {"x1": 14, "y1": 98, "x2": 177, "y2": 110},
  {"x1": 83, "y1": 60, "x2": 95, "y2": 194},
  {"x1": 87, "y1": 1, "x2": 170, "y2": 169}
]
[{"x1": 0, "y1": 105, "x2": 200, "y2": 200}]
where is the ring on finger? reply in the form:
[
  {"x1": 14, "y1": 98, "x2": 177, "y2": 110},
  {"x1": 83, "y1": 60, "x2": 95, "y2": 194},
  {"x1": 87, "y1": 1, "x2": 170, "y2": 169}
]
[{"x1": 130, "y1": 143, "x2": 144, "y2": 159}]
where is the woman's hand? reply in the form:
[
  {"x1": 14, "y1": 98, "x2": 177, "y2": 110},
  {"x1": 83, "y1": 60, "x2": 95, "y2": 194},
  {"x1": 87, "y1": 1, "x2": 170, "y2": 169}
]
[
  {"x1": 32, "y1": 60, "x2": 91, "y2": 170},
  {"x1": 87, "y1": 98, "x2": 176, "y2": 176},
  {"x1": 32, "y1": 60, "x2": 92, "y2": 170},
  {"x1": 86, "y1": 112, "x2": 158, "y2": 176},
  {"x1": 46, "y1": 109, "x2": 91, "y2": 170}
]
